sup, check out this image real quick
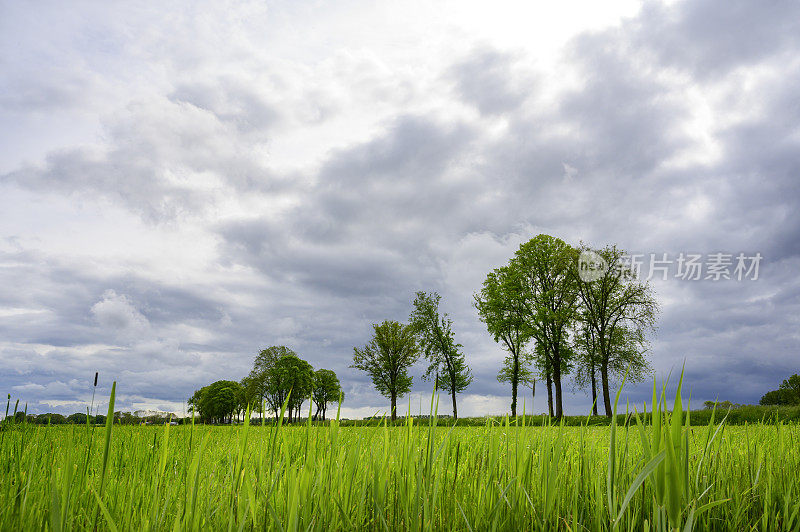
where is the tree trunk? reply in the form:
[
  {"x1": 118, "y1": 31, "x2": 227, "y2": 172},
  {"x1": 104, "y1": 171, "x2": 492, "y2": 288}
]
[
  {"x1": 511, "y1": 374, "x2": 518, "y2": 417},
  {"x1": 511, "y1": 357, "x2": 519, "y2": 417},
  {"x1": 590, "y1": 358, "x2": 598, "y2": 416},
  {"x1": 391, "y1": 393, "x2": 397, "y2": 422},
  {"x1": 451, "y1": 390, "x2": 458, "y2": 421},
  {"x1": 531, "y1": 379, "x2": 536, "y2": 414},
  {"x1": 546, "y1": 372, "x2": 554, "y2": 417},
  {"x1": 601, "y1": 362, "x2": 612, "y2": 418},
  {"x1": 553, "y1": 355, "x2": 563, "y2": 420}
]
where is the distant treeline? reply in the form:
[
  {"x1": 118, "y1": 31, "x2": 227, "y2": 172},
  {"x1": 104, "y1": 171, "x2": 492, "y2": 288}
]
[
  {"x1": 5, "y1": 403, "x2": 799, "y2": 428},
  {"x1": 5, "y1": 411, "x2": 179, "y2": 425},
  {"x1": 338, "y1": 404, "x2": 800, "y2": 427}
]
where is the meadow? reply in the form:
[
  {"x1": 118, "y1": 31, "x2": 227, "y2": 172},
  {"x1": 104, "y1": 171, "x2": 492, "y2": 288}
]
[{"x1": 1, "y1": 384, "x2": 799, "y2": 531}]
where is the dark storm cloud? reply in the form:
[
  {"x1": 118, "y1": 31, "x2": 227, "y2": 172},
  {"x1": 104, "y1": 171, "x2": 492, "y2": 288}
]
[
  {"x1": 217, "y1": 115, "x2": 482, "y2": 299},
  {"x1": 2, "y1": 77, "x2": 290, "y2": 221},
  {"x1": 634, "y1": 0, "x2": 800, "y2": 77},
  {"x1": 2, "y1": 145, "x2": 209, "y2": 223},
  {"x1": 0, "y1": 249, "x2": 228, "y2": 343},
  {"x1": 0, "y1": 248, "x2": 257, "y2": 412},
  {"x1": 450, "y1": 48, "x2": 529, "y2": 115},
  {"x1": 714, "y1": 68, "x2": 800, "y2": 263}
]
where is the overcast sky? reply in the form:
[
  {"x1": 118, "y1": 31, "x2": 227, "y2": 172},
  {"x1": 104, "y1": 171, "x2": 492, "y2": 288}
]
[{"x1": 2, "y1": 0, "x2": 799, "y2": 418}]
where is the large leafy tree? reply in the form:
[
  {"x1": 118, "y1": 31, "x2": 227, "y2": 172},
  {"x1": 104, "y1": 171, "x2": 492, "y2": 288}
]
[
  {"x1": 474, "y1": 266, "x2": 532, "y2": 416},
  {"x1": 512, "y1": 235, "x2": 580, "y2": 419},
  {"x1": 196, "y1": 380, "x2": 240, "y2": 423},
  {"x1": 351, "y1": 320, "x2": 418, "y2": 421},
  {"x1": 265, "y1": 354, "x2": 314, "y2": 422},
  {"x1": 238, "y1": 375, "x2": 260, "y2": 419},
  {"x1": 759, "y1": 390, "x2": 792, "y2": 406},
  {"x1": 246, "y1": 346, "x2": 299, "y2": 417},
  {"x1": 410, "y1": 291, "x2": 472, "y2": 420},
  {"x1": 248, "y1": 347, "x2": 295, "y2": 411},
  {"x1": 780, "y1": 374, "x2": 800, "y2": 404},
  {"x1": 188, "y1": 387, "x2": 206, "y2": 416},
  {"x1": 573, "y1": 244, "x2": 657, "y2": 417},
  {"x1": 760, "y1": 374, "x2": 800, "y2": 405},
  {"x1": 312, "y1": 369, "x2": 343, "y2": 421}
]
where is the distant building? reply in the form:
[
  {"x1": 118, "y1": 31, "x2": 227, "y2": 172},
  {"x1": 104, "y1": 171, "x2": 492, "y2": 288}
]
[{"x1": 133, "y1": 409, "x2": 171, "y2": 418}]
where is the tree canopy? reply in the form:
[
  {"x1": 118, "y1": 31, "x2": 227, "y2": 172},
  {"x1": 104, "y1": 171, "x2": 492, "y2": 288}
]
[
  {"x1": 312, "y1": 369, "x2": 343, "y2": 421},
  {"x1": 190, "y1": 346, "x2": 341, "y2": 424},
  {"x1": 573, "y1": 244, "x2": 657, "y2": 417},
  {"x1": 351, "y1": 320, "x2": 418, "y2": 421},
  {"x1": 246, "y1": 346, "x2": 299, "y2": 415},
  {"x1": 760, "y1": 374, "x2": 800, "y2": 405},
  {"x1": 475, "y1": 265, "x2": 533, "y2": 417},
  {"x1": 410, "y1": 291, "x2": 472, "y2": 420},
  {"x1": 266, "y1": 354, "x2": 314, "y2": 422},
  {"x1": 193, "y1": 380, "x2": 241, "y2": 423},
  {"x1": 512, "y1": 234, "x2": 580, "y2": 419}
]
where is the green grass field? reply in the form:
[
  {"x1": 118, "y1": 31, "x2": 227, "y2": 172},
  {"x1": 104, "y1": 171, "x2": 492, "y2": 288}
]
[{"x1": 1, "y1": 385, "x2": 799, "y2": 531}]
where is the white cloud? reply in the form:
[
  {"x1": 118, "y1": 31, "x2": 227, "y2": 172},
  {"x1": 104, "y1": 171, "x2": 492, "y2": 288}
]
[{"x1": 91, "y1": 290, "x2": 150, "y2": 334}]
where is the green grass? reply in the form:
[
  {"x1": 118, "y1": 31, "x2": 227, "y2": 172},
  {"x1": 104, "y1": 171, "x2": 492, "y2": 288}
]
[{"x1": 1, "y1": 383, "x2": 799, "y2": 530}]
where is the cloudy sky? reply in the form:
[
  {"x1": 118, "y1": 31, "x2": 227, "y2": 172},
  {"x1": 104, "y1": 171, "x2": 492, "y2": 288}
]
[{"x1": 2, "y1": 0, "x2": 799, "y2": 418}]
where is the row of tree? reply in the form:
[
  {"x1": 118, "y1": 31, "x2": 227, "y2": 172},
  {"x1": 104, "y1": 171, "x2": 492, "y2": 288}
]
[
  {"x1": 351, "y1": 235, "x2": 658, "y2": 420},
  {"x1": 4, "y1": 412, "x2": 177, "y2": 425},
  {"x1": 475, "y1": 235, "x2": 658, "y2": 418},
  {"x1": 189, "y1": 347, "x2": 343, "y2": 423},
  {"x1": 4, "y1": 412, "x2": 107, "y2": 425},
  {"x1": 351, "y1": 292, "x2": 473, "y2": 421}
]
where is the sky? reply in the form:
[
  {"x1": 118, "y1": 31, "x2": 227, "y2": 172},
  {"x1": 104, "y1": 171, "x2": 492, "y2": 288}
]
[{"x1": 1, "y1": 0, "x2": 799, "y2": 419}]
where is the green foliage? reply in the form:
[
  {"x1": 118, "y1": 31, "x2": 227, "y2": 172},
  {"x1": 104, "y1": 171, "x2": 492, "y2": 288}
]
[
  {"x1": 760, "y1": 374, "x2": 800, "y2": 405},
  {"x1": 496, "y1": 356, "x2": 536, "y2": 389},
  {"x1": 267, "y1": 354, "x2": 314, "y2": 419},
  {"x1": 512, "y1": 234, "x2": 581, "y2": 418},
  {"x1": 351, "y1": 320, "x2": 418, "y2": 420},
  {"x1": 760, "y1": 389, "x2": 792, "y2": 405},
  {"x1": 573, "y1": 243, "x2": 658, "y2": 417},
  {"x1": 243, "y1": 345, "x2": 300, "y2": 416},
  {"x1": 703, "y1": 400, "x2": 739, "y2": 409},
  {"x1": 409, "y1": 291, "x2": 472, "y2": 419},
  {"x1": 195, "y1": 380, "x2": 241, "y2": 423},
  {"x1": 781, "y1": 373, "x2": 800, "y2": 402},
  {"x1": 312, "y1": 369, "x2": 342, "y2": 421},
  {"x1": 238, "y1": 374, "x2": 260, "y2": 412},
  {"x1": 38, "y1": 413, "x2": 66, "y2": 424},
  {"x1": 67, "y1": 412, "x2": 88, "y2": 424},
  {"x1": 187, "y1": 346, "x2": 322, "y2": 425},
  {"x1": 475, "y1": 265, "x2": 533, "y2": 416}
]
